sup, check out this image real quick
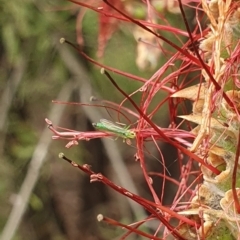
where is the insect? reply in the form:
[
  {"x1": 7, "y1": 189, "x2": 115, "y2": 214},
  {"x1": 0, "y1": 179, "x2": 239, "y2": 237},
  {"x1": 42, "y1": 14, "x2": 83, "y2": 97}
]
[{"x1": 92, "y1": 119, "x2": 136, "y2": 139}]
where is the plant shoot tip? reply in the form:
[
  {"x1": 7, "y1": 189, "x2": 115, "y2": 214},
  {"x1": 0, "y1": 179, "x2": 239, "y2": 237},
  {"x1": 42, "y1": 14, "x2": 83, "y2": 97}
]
[
  {"x1": 100, "y1": 68, "x2": 105, "y2": 74},
  {"x1": 97, "y1": 214, "x2": 104, "y2": 222},
  {"x1": 90, "y1": 96, "x2": 98, "y2": 101},
  {"x1": 59, "y1": 38, "x2": 65, "y2": 44}
]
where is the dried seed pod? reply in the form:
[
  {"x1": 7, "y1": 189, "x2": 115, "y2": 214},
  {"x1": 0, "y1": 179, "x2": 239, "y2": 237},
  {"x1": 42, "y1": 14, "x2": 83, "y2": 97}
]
[
  {"x1": 222, "y1": 90, "x2": 240, "y2": 115},
  {"x1": 193, "y1": 99, "x2": 205, "y2": 114},
  {"x1": 171, "y1": 83, "x2": 207, "y2": 100},
  {"x1": 220, "y1": 189, "x2": 240, "y2": 238},
  {"x1": 191, "y1": 184, "x2": 223, "y2": 210},
  {"x1": 209, "y1": 0, "x2": 219, "y2": 19}
]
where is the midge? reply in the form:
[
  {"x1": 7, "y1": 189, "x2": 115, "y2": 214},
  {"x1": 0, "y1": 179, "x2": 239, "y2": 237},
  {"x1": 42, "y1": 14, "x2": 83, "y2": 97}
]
[{"x1": 92, "y1": 119, "x2": 136, "y2": 139}]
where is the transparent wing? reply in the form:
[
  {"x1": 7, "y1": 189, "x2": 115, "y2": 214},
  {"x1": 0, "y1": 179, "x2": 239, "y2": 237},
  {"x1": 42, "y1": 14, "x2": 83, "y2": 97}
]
[
  {"x1": 99, "y1": 119, "x2": 127, "y2": 131},
  {"x1": 97, "y1": 119, "x2": 135, "y2": 139}
]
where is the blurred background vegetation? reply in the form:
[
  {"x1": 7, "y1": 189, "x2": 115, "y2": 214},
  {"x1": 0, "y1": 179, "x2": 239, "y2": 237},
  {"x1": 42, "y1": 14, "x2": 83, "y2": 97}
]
[{"x1": 0, "y1": 1, "x2": 189, "y2": 239}]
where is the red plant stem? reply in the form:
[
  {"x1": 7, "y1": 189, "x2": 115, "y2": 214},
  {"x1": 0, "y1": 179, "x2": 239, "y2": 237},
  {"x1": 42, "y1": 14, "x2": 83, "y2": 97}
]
[
  {"x1": 136, "y1": 135, "x2": 161, "y2": 206},
  {"x1": 60, "y1": 154, "x2": 198, "y2": 239},
  {"x1": 97, "y1": 214, "x2": 165, "y2": 240},
  {"x1": 102, "y1": 69, "x2": 220, "y2": 175},
  {"x1": 61, "y1": 39, "x2": 174, "y2": 94},
  {"x1": 68, "y1": 0, "x2": 190, "y2": 37},
  {"x1": 102, "y1": 0, "x2": 201, "y2": 67},
  {"x1": 232, "y1": 129, "x2": 240, "y2": 213},
  {"x1": 52, "y1": 100, "x2": 134, "y2": 123},
  {"x1": 102, "y1": 0, "x2": 235, "y2": 112},
  {"x1": 120, "y1": 216, "x2": 154, "y2": 239},
  {"x1": 176, "y1": 0, "x2": 236, "y2": 111}
]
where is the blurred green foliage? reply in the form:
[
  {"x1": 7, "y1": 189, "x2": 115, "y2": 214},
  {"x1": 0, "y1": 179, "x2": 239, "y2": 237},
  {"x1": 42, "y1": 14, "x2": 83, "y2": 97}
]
[
  {"x1": 0, "y1": 0, "x2": 75, "y2": 238},
  {"x1": 0, "y1": 1, "x2": 188, "y2": 239}
]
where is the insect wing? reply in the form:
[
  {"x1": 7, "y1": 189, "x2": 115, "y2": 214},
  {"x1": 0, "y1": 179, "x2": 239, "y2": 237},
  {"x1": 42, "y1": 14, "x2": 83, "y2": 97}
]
[
  {"x1": 97, "y1": 119, "x2": 135, "y2": 139},
  {"x1": 99, "y1": 119, "x2": 126, "y2": 131}
]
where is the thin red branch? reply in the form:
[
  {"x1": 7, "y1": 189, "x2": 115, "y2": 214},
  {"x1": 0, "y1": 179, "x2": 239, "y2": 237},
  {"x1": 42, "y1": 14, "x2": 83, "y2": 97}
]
[
  {"x1": 102, "y1": 0, "x2": 202, "y2": 67},
  {"x1": 97, "y1": 214, "x2": 165, "y2": 240},
  {"x1": 177, "y1": 0, "x2": 236, "y2": 111},
  {"x1": 60, "y1": 154, "x2": 198, "y2": 239},
  {"x1": 232, "y1": 129, "x2": 240, "y2": 213},
  {"x1": 102, "y1": 69, "x2": 220, "y2": 175}
]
